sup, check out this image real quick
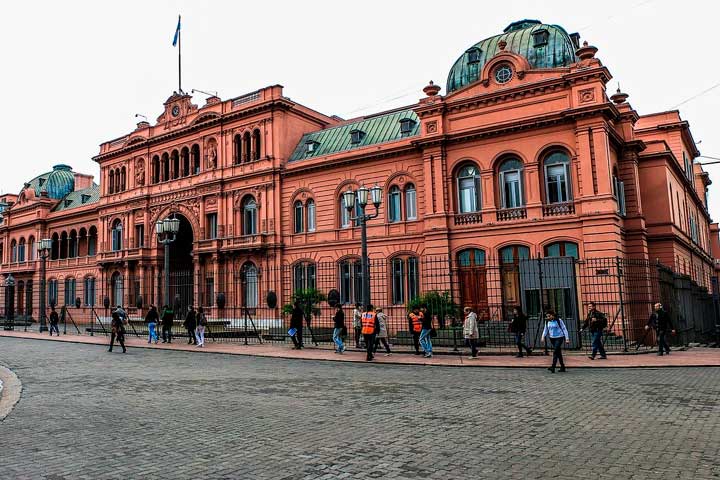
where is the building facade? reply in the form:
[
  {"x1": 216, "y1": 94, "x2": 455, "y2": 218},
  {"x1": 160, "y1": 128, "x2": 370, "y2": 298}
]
[{"x1": 0, "y1": 20, "x2": 716, "y2": 340}]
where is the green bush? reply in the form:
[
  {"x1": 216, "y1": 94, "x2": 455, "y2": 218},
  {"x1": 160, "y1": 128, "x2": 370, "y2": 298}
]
[
  {"x1": 406, "y1": 291, "x2": 460, "y2": 327},
  {"x1": 282, "y1": 288, "x2": 327, "y2": 323}
]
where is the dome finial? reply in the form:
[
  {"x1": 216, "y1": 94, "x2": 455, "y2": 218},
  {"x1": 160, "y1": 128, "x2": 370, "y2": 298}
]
[
  {"x1": 423, "y1": 81, "x2": 441, "y2": 97},
  {"x1": 576, "y1": 40, "x2": 598, "y2": 60},
  {"x1": 611, "y1": 84, "x2": 629, "y2": 105}
]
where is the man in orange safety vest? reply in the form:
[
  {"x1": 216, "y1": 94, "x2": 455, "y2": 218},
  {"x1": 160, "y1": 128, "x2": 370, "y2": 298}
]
[{"x1": 361, "y1": 304, "x2": 380, "y2": 361}]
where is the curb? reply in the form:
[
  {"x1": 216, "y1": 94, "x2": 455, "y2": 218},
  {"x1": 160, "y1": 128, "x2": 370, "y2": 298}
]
[{"x1": 0, "y1": 364, "x2": 22, "y2": 421}]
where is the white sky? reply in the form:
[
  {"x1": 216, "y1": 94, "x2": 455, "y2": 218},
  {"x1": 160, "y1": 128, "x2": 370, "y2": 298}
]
[{"x1": 2, "y1": 0, "x2": 719, "y2": 218}]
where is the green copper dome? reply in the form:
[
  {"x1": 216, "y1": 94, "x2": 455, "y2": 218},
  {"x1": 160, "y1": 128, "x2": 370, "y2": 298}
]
[
  {"x1": 446, "y1": 20, "x2": 579, "y2": 94},
  {"x1": 41, "y1": 164, "x2": 75, "y2": 200}
]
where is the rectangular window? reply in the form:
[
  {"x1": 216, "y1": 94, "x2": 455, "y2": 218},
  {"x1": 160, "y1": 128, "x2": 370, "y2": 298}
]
[
  {"x1": 392, "y1": 258, "x2": 405, "y2": 305},
  {"x1": 340, "y1": 198, "x2": 351, "y2": 228},
  {"x1": 339, "y1": 261, "x2": 360, "y2": 304},
  {"x1": 135, "y1": 225, "x2": 144, "y2": 248},
  {"x1": 388, "y1": 190, "x2": 401, "y2": 223},
  {"x1": 458, "y1": 177, "x2": 479, "y2": 213},
  {"x1": 616, "y1": 180, "x2": 626, "y2": 216},
  {"x1": 294, "y1": 203, "x2": 304, "y2": 234},
  {"x1": 205, "y1": 278, "x2": 214, "y2": 307},
  {"x1": 64, "y1": 278, "x2": 76, "y2": 306},
  {"x1": 206, "y1": 213, "x2": 218, "y2": 239},
  {"x1": 307, "y1": 201, "x2": 316, "y2": 232},
  {"x1": 545, "y1": 164, "x2": 569, "y2": 203},
  {"x1": 18, "y1": 243, "x2": 25, "y2": 262},
  {"x1": 84, "y1": 278, "x2": 96, "y2": 306},
  {"x1": 48, "y1": 280, "x2": 58, "y2": 307},
  {"x1": 408, "y1": 257, "x2": 419, "y2": 301},
  {"x1": 405, "y1": 188, "x2": 417, "y2": 220},
  {"x1": 502, "y1": 171, "x2": 523, "y2": 208}
]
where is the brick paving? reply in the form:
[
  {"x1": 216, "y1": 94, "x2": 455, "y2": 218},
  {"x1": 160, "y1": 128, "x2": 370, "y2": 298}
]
[{"x1": 1, "y1": 336, "x2": 719, "y2": 479}]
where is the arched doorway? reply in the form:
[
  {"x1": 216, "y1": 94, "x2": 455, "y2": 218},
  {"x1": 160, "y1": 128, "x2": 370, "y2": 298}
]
[{"x1": 166, "y1": 214, "x2": 194, "y2": 316}]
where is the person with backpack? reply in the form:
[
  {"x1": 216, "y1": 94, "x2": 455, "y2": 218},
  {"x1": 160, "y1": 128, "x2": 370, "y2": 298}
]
[
  {"x1": 373, "y1": 307, "x2": 392, "y2": 356},
  {"x1": 332, "y1": 305, "x2": 346, "y2": 354},
  {"x1": 646, "y1": 302, "x2": 675, "y2": 356},
  {"x1": 183, "y1": 305, "x2": 197, "y2": 345},
  {"x1": 352, "y1": 303, "x2": 363, "y2": 349},
  {"x1": 48, "y1": 306, "x2": 60, "y2": 336},
  {"x1": 160, "y1": 305, "x2": 174, "y2": 343},
  {"x1": 195, "y1": 306, "x2": 207, "y2": 347},
  {"x1": 509, "y1": 306, "x2": 532, "y2": 358},
  {"x1": 582, "y1": 302, "x2": 608, "y2": 360},
  {"x1": 108, "y1": 311, "x2": 126, "y2": 353},
  {"x1": 407, "y1": 307, "x2": 423, "y2": 355},
  {"x1": 145, "y1": 304, "x2": 159, "y2": 344},
  {"x1": 463, "y1": 306, "x2": 479, "y2": 359},
  {"x1": 541, "y1": 309, "x2": 569, "y2": 373}
]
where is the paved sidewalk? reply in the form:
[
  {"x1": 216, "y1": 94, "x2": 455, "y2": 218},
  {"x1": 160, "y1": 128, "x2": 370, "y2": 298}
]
[{"x1": 1, "y1": 330, "x2": 718, "y2": 367}]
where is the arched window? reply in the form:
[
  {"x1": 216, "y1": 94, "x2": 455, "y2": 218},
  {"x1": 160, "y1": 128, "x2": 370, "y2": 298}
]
[
  {"x1": 307, "y1": 199, "x2": 316, "y2": 232},
  {"x1": 458, "y1": 248, "x2": 486, "y2": 267},
  {"x1": 181, "y1": 147, "x2": 190, "y2": 177},
  {"x1": 388, "y1": 186, "x2": 401, "y2": 223},
  {"x1": 405, "y1": 184, "x2": 417, "y2": 220},
  {"x1": 64, "y1": 276, "x2": 77, "y2": 306},
  {"x1": 294, "y1": 200, "x2": 304, "y2": 234},
  {"x1": 28, "y1": 236, "x2": 35, "y2": 261},
  {"x1": 84, "y1": 276, "x2": 96, "y2": 306},
  {"x1": 252, "y1": 129, "x2": 261, "y2": 160},
  {"x1": 111, "y1": 219, "x2": 123, "y2": 251},
  {"x1": 500, "y1": 245, "x2": 530, "y2": 264},
  {"x1": 51, "y1": 233, "x2": 59, "y2": 260},
  {"x1": 243, "y1": 132, "x2": 252, "y2": 162},
  {"x1": 88, "y1": 226, "x2": 97, "y2": 256},
  {"x1": 293, "y1": 262, "x2": 316, "y2": 292},
  {"x1": 18, "y1": 238, "x2": 26, "y2": 262},
  {"x1": 242, "y1": 263, "x2": 258, "y2": 308},
  {"x1": 391, "y1": 256, "x2": 420, "y2": 305},
  {"x1": 338, "y1": 258, "x2": 362, "y2": 304},
  {"x1": 10, "y1": 239, "x2": 17, "y2": 263},
  {"x1": 499, "y1": 158, "x2": 524, "y2": 208},
  {"x1": 110, "y1": 272, "x2": 123, "y2": 307},
  {"x1": 152, "y1": 155, "x2": 160, "y2": 183},
  {"x1": 544, "y1": 241, "x2": 579, "y2": 259},
  {"x1": 233, "y1": 134, "x2": 242, "y2": 164},
  {"x1": 68, "y1": 230, "x2": 78, "y2": 258},
  {"x1": 191, "y1": 144, "x2": 201, "y2": 174},
  {"x1": 171, "y1": 150, "x2": 180, "y2": 179},
  {"x1": 77, "y1": 228, "x2": 87, "y2": 257},
  {"x1": 339, "y1": 193, "x2": 361, "y2": 228},
  {"x1": 108, "y1": 170, "x2": 115, "y2": 194},
  {"x1": 162, "y1": 152, "x2": 170, "y2": 181},
  {"x1": 544, "y1": 152, "x2": 571, "y2": 204},
  {"x1": 115, "y1": 168, "x2": 121, "y2": 193},
  {"x1": 59, "y1": 232, "x2": 68, "y2": 259},
  {"x1": 120, "y1": 166, "x2": 126, "y2": 191},
  {"x1": 242, "y1": 197, "x2": 258, "y2": 235},
  {"x1": 456, "y1": 164, "x2": 481, "y2": 213}
]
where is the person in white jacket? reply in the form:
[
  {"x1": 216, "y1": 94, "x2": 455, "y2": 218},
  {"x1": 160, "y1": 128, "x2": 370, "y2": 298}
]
[
  {"x1": 373, "y1": 308, "x2": 392, "y2": 356},
  {"x1": 463, "y1": 307, "x2": 480, "y2": 359}
]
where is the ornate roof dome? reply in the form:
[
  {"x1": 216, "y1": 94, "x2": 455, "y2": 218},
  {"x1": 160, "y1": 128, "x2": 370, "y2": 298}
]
[
  {"x1": 446, "y1": 20, "x2": 579, "y2": 94},
  {"x1": 41, "y1": 164, "x2": 75, "y2": 200}
]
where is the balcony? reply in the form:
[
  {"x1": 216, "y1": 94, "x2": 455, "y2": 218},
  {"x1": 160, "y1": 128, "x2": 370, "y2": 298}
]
[
  {"x1": 543, "y1": 202, "x2": 575, "y2": 217},
  {"x1": 496, "y1": 207, "x2": 527, "y2": 222},
  {"x1": 454, "y1": 213, "x2": 483, "y2": 225},
  {"x1": 218, "y1": 234, "x2": 267, "y2": 251}
]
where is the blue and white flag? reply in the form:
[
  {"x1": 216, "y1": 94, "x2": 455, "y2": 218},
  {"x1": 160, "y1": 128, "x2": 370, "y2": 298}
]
[{"x1": 172, "y1": 15, "x2": 181, "y2": 46}]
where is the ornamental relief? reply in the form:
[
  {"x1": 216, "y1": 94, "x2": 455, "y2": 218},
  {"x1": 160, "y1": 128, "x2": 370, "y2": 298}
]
[{"x1": 578, "y1": 88, "x2": 595, "y2": 104}]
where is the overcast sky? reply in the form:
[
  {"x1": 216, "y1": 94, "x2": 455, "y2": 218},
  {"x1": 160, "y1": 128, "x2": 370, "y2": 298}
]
[{"x1": 2, "y1": 0, "x2": 719, "y2": 218}]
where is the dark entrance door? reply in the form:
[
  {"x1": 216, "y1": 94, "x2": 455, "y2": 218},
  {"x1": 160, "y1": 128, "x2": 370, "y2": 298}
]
[
  {"x1": 456, "y1": 248, "x2": 489, "y2": 320},
  {"x1": 168, "y1": 214, "x2": 194, "y2": 318}
]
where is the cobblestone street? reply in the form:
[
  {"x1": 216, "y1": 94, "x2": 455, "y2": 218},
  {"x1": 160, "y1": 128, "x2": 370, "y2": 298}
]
[{"x1": 1, "y1": 337, "x2": 719, "y2": 479}]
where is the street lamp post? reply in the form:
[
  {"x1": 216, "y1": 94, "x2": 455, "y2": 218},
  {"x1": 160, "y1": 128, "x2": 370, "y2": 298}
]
[
  {"x1": 156, "y1": 216, "x2": 180, "y2": 308},
  {"x1": 343, "y1": 184, "x2": 383, "y2": 308},
  {"x1": 37, "y1": 238, "x2": 52, "y2": 332},
  {"x1": 4, "y1": 274, "x2": 16, "y2": 331}
]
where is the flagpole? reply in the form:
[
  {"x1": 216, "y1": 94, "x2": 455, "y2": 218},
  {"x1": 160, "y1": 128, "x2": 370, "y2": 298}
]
[{"x1": 178, "y1": 15, "x2": 182, "y2": 93}]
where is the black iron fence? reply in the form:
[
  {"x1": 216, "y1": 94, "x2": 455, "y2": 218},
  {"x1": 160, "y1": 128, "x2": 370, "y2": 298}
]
[{"x1": 2, "y1": 255, "x2": 718, "y2": 352}]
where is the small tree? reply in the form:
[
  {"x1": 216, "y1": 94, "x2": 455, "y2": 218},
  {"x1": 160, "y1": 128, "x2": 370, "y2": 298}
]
[
  {"x1": 406, "y1": 290, "x2": 459, "y2": 329},
  {"x1": 282, "y1": 288, "x2": 327, "y2": 326}
]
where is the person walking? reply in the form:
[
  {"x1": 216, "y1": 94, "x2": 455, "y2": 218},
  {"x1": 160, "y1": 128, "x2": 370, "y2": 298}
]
[
  {"x1": 195, "y1": 306, "x2": 207, "y2": 347},
  {"x1": 108, "y1": 311, "x2": 126, "y2": 353},
  {"x1": 48, "y1": 306, "x2": 60, "y2": 336},
  {"x1": 332, "y1": 305, "x2": 346, "y2": 353},
  {"x1": 646, "y1": 302, "x2": 675, "y2": 356},
  {"x1": 541, "y1": 310, "x2": 569, "y2": 373},
  {"x1": 145, "y1": 305, "x2": 159, "y2": 344},
  {"x1": 184, "y1": 306, "x2": 197, "y2": 345},
  {"x1": 407, "y1": 307, "x2": 423, "y2": 355},
  {"x1": 361, "y1": 304, "x2": 379, "y2": 361},
  {"x1": 114, "y1": 304, "x2": 128, "y2": 323},
  {"x1": 161, "y1": 305, "x2": 174, "y2": 343},
  {"x1": 352, "y1": 303, "x2": 363, "y2": 349},
  {"x1": 419, "y1": 307, "x2": 433, "y2": 358},
  {"x1": 289, "y1": 301, "x2": 304, "y2": 349},
  {"x1": 509, "y1": 306, "x2": 532, "y2": 357},
  {"x1": 463, "y1": 307, "x2": 480, "y2": 359},
  {"x1": 582, "y1": 302, "x2": 608, "y2": 360},
  {"x1": 373, "y1": 307, "x2": 392, "y2": 356}
]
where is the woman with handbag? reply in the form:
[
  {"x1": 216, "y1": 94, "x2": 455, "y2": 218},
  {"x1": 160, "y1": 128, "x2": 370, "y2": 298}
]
[
  {"x1": 463, "y1": 307, "x2": 479, "y2": 359},
  {"x1": 332, "y1": 305, "x2": 346, "y2": 353}
]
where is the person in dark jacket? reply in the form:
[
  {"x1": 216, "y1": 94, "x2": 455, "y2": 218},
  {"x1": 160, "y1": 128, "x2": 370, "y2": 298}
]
[
  {"x1": 581, "y1": 302, "x2": 607, "y2": 360},
  {"x1": 108, "y1": 311, "x2": 126, "y2": 353},
  {"x1": 361, "y1": 304, "x2": 380, "y2": 361},
  {"x1": 183, "y1": 306, "x2": 197, "y2": 345},
  {"x1": 48, "y1": 306, "x2": 60, "y2": 336},
  {"x1": 289, "y1": 301, "x2": 304, "y2": 349},
  {"x1": 145, "y1": 305, "x2": 159, "y2": 344},
  {"x1": 332, "y1": 305, "x2": 346, "y2": 353},
  {"x1": 160, "y1": 305, "x2": 174, "y2": 343},
  {"x1": 508, "y1": 307, "x2": 532, "y2": 357},
  {"x1": 646, "y1": 302, "x2": 675, "y2": 356}
]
